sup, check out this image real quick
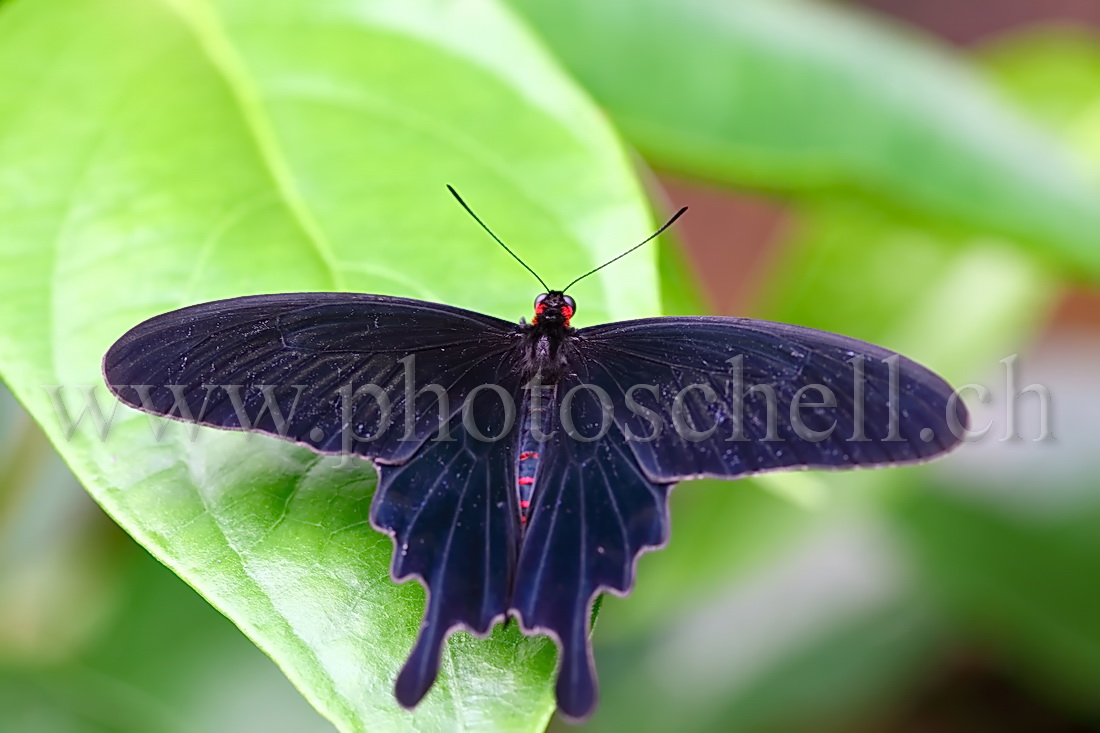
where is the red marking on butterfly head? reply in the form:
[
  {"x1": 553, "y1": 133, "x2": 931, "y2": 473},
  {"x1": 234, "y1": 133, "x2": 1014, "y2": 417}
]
[
  {"x1": 532, "y1": 292, "x2": 576, "y2": 329},
  {"x1": 561, "y1": 305, "x2": 574, "y2": 328}
]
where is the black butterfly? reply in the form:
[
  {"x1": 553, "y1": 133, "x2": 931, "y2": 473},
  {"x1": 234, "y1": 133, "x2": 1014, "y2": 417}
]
[{"x1": 102, "y1": 189, "x2": 966, "y2": 722}]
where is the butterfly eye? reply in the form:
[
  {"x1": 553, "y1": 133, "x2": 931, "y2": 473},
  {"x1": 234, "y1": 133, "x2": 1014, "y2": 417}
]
[
  {"x1": 563, "y1": 295, "x2": 576, "y2": 313},
  {"x1": 534, "y1": 293, "x2": 548, "y2": 309}
]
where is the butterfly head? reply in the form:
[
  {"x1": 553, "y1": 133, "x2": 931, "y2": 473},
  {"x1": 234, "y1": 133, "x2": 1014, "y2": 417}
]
[{"x1": 532, "y1": 291, "x2": 575, "y2": 329}]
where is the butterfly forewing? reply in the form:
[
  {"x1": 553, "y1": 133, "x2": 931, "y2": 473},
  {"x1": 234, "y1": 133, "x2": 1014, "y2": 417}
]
[
  {"x1": 103, "y1": 293, "x2": 522, "y2": 463},
  {"x1": 573, "y1": 317, "x2": 966, "y2": 482}
]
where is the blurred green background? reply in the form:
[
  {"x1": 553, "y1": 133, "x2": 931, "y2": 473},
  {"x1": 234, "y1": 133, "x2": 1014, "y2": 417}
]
[{"x1": 1, "y1": 0, "x2": 1099, "y2": 731}]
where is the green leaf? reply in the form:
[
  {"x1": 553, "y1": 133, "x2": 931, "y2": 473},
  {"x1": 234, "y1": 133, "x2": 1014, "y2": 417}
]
[
  {"x1": 507, "y1": 0, "x2": 1100, "y2": 276},
  {"x1": 0, "y1": 0, "x2": 656, "y2": 729},
  {"x1": 981, "y1": 27, "x2": 1100, "y2": 170}
]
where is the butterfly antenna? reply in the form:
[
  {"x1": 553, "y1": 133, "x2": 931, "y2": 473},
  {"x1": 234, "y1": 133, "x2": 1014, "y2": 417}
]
[
  {"x1": 562, "y1": 206, "x2": 688, "y2": 292},
  {"x1": 447, "y1": 185, "x2": 550, "y2": 292}
]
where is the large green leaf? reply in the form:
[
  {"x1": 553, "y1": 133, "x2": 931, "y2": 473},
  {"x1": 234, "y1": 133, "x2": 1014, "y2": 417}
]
[
  {"x1": 0, "y1": 0, "x2": 658, "y2": 729},
  {"x1": 507, "y1": 0, "x2": 1100, "y2": 276}
]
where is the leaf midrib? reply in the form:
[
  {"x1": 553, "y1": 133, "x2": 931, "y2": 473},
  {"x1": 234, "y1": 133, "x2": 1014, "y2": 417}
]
[{"x1": 161, "y1": 0, "x2": 346, "y2": 291}]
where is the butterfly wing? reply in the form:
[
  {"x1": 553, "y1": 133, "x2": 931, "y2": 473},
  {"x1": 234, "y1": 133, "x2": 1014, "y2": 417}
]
[
  {"x1": 103, "y1": 292, "x2": 523, "y2": 463},
  {"x1": 573, "y1": 316, "x2": 967, "y2": 481},
  {"x1": 104, "y1": 292, "x2": 528, "y2": 706},
  {"x1": 375, "y1": 395, "x2": 522, "y2": 707}
]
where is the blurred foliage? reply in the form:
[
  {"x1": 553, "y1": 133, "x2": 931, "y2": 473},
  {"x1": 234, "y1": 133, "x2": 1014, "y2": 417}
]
[
  {"x1": 1, "y1": 1, "x2": 1099, "y2": 732},
  {"x1": 0, "y1": 388, "x2": 333, "y2": 732},
  {"x1": 579, "y1": 15, "x2": 1100, "y2": 733},
  {"x1": 507, "y1": 0, "x2": 1100, "y2": 276}
]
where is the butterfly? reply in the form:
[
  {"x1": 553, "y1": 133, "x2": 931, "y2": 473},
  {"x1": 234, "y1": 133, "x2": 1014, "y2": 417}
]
[{"x1": 102, "y1": 188, "x2": 967, "y2": 721}]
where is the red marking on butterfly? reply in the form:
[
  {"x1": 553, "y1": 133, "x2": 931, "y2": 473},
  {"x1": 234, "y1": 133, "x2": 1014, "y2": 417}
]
[
  {"x1": 519, "y1": 451, "x2": 539, "y2": 460},
  {"x1": 518, "y1": 477, "x2": 534, "y2": 485}
]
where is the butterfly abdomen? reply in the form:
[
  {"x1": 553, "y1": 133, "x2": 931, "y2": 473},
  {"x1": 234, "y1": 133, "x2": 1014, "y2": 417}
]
[{"x1": 515, "y1": 383, "x2": 556, "y2": 529}]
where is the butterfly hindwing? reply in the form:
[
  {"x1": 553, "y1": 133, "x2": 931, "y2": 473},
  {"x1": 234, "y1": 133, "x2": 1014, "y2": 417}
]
[{"x1": 373, "y1": 400, "x2": 522, "y2": 707}]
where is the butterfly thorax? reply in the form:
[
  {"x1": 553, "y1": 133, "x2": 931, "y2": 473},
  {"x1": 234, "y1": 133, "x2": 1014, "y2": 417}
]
[{"x1": 520, "y1": 290, "x2": 575, "y2": 383}]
